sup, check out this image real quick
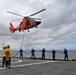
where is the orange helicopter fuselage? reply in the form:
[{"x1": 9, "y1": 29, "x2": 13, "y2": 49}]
[{"x1": 9, "y1": 17, "x2": 41, "y2": 33}]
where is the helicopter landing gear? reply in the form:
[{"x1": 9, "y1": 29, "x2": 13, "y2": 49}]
[
  {"x1": 27, "y1": 29, "x2": 29, "y2": 32},
  {"x1": 36, "y1": 26, "x2": 38, "y2": 28}
]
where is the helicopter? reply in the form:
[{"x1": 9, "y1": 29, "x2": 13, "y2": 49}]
[{"x1": 7, "y1": 9, "x2": 46, "y2": 33}]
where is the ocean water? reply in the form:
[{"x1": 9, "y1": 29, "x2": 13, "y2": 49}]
[{"x1": 0, "y1": 50, "x2": 76, "y2": 60}]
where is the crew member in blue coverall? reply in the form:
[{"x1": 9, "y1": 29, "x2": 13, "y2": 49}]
[
  {"x1": 52, "y1": 49, "x2": 56, "y2": 60},
  {"x1": 19, "y1": 49, "x2": 23, "y2": 59},
  {"x1": 64, "y1": 48, "x2": 68, "y2": 61},
  {"x1": 31, "y1": 49, "x2": 35, "y2": 59},
  {"x1": 42, "y1": 48, "x2": 45, "y2": 60}
]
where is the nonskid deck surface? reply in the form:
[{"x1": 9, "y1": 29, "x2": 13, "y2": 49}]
[{"x1": 0, "y1": 58, "x2": 76, "y2": 75}]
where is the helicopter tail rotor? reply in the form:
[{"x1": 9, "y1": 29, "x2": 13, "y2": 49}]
[{"x1": 9, "y1": 23, "x2": 15, "y2": 33}]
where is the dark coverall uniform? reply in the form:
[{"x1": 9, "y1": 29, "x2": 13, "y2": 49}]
[
  {"x1": 64, "y1": 49, "x2": 68, "y2": 61},
  {"x1": 19, "y1": 49, "x2": 23, "y2": 59},
  {"x1": 31, "y1": 49, "x2": 35, "y2": 59},
  {"x1": 42, "y1": 48, "x2": 45, "y2": 60},
  {"x1": 52, "y1": 50, "x2": 56, "y2": 60}
]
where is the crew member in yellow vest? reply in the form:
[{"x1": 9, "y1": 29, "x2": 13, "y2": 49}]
[
  {"x1": 2, "y1": 43, "x2": 6, "y2": 67},
  {"x1": 4, "y1": 45, "x2": 12, "y2": 68}
]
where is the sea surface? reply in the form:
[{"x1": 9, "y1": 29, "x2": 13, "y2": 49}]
[{"x1": 0, "y1": 50, "x2": 76, "y2": 60}]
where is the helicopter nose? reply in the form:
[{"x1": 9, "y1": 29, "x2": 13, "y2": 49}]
[{"x1": 36, "y1": 21, "x2": 41, "y2": 25}]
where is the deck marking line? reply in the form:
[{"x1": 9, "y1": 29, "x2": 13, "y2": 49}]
[
  {"x1": 0, "y1": 61, "x2": 53, "y2": 70},
  {"x1": 12, "y1": 61, "x2": 52, "y2": 68},
  {"x1": 0, "y1": 60, "x2": 22, "y2": 65}
]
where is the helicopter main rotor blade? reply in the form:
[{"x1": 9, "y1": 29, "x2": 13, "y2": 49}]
[
  {"x1": 7, "y1": 11, "x2": 24, "y2": 17},
  {"x1": 12, "y1": 17, "x2": 41, "y2": 22},
  {"x1": 12, "y1": 18, "x2": 23, "y2": 22},
  {"x1": 30, "y1": 18, "x2": 41, "y2": 20},
  {"x1": 29, "y1": 8, "x2": 46, "y2": 16}
]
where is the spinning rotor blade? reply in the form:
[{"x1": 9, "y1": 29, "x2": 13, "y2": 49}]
[
  {"x1": 7, "y1": 8, "x2": 46, "y2": 17},
  {"x1": 7, "y1": 8, "x2": 46, "y2": 22},
  {"x1": 12, "y1": 18, "x2": 23, "y2": 22},
  {"x1": 12, "y1": 17, "x2": 41, "y2": 22},
  {"x1": 29, "y1": 8, "x2": 46, "y2": 16},
  {"x1": 30, "y1": 18, "x2": 41, "y2": 20},
  {"x1": 7, "y1": 11, "x2": 24, "y2": 17}
]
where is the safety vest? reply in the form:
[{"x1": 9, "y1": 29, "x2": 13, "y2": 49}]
[{"x1": 4, "y1": 48, "x2": 12, "y2": 57}]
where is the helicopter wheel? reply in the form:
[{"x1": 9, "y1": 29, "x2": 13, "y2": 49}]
[
  {"x1": 36, "y1": 26, "x2": 38, "y2": 28},
  {"x1": 27, "y1": 29, "x2": 30, "y2": 32},
  {"x1": 22, "y1": 29, "x2": 24, "y2": 32}
]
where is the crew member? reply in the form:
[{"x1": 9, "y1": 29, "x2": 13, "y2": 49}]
[
  {"x1": 19, "y1": 49, "x2": 23, "y2": 59},
  {"x1": 4, "y1": 45, "x2": 12, "y2": 68},
  {"x1": 52, "y1": 49, "x2": 56, "y2": 60},
  {"x1": 31, "y1": 49, "x2": 35, "y2": 59},
  {"x1": 64, "y1": 48, "x2": 68, "y2": 61},
  {"x1": 42, "y1": 48, "x2": 46, "y2": 60}
]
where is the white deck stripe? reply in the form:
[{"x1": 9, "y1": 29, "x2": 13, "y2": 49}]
[
  {"x1": 0, "y1": 61, "x2": 54, "y2": 70},
  {"x1": 0, "y1": 60, "x2": 22, "y2": 64}
]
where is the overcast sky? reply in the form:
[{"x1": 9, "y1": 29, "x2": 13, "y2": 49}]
[{"x1": 0, "y1": 0, "x2": 76, "y2": 50}]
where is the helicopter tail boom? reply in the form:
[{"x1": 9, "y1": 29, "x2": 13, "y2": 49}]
[{"x1": 9, "y1": 23, "x2": 15, "y2": 33}]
